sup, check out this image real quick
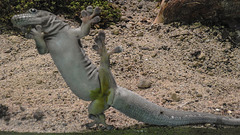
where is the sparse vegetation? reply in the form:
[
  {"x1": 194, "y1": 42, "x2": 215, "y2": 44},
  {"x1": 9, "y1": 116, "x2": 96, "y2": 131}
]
[{"x1": 0, "y1": 0, "x2": 121, "y2": 31}]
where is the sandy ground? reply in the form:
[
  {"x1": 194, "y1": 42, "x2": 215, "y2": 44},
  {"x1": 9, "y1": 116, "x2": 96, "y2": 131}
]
[{"x1": 0, "y1": 0, "x2": 240, "y2": 133}]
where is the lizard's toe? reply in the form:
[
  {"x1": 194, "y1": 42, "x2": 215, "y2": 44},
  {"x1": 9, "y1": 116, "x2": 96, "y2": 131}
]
[
  {"x1": 106, "y1": 125, "x2": 115, "y2": 130},
  {"x1": 86, "y1": 6, "x2": 93, "y2": 14},
  {"x1": 81, "y1": 6, "x2": 101, "y2": 24},
  {"x1": 81, "y1": 10, "x2": 88, "y2": 18},
  {"x1": 91, "y1": 16, "x2": 101, "y2": 24},
  {"x1": 85, "y1": 122, "x2": 95, "y2": 129},
  {"x1": 92, "y1": 7, "x2": 101, "y2": 16}
]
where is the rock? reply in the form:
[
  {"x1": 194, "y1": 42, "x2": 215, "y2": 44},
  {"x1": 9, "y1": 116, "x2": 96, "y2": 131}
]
[
  {"x1": 208, "y1": 72, "x2": 214, "y2": 76},
  {"x1": 196, "y1": 94, "x2": 203, "y2": 98},
  {"x1": 0, "y1": 76, "x2": 5, "y2": 80},
  {"x1": 139, "y1": 46, "x2": 150, "y2": 50},
  {"x1": 33, "y1": 110, "x2": 44, "y2": 121},
  {"x1": 154, "y1": 0, "x2": 240, "y2": 28},
  {"x1": 205, "y1": 123, "x2": 212, "y2": 127},
  {"x1": 4, "y1": 115, "x2": 11, "y2": 122},
  {"x1": 227, "y1": 110, "x2": 232, "y2": 114},
  {"x1": 84, "y1": 35, "x2": 93, "y2": 40},
  {"x1": 0, "y1": 104, "x2": 8, "y2": 119},
  {"x1": 127, "y1": 42, "x2": 134, "y2": 47},
  {"x1": 126, "y1": 23, "x2": 133, "y2": 29},
  {"x1": 4, "y1": 48, "x2": 12, "y2": 53},
  {"x1": 215, "y1": 108, "x2": 221, "y2": 112},
  {"x1": 151, "y1": 51, "x2": 158, "y2": 58},
  {"x1": 52, "y1": 70, "x2": 59, "y2": 75},
  {"x1": 20, "y1": 106, "x2": 25, "y2": 112},
  {"x1": 159, "y1": 45, "x2": 170, "y2": 51},
  {"x1": 191, "y1": 50, "x2": 201, "y2": 58},
  {"x1": 137, "y1": 32, "x2": 144, "y2": 37},
  {"x1": 112, "y1": 29, "x2": 120, "y2": 35},
  {"x1": 137, "y1": 78, "x2": 151, "y2": 89},
  {"x1": 8, "y1": 35, "x2": 21, "y2": 43},
  {"x1": 62, "y1": 123, "x2": 68, "y2": 127},
  {"x1": 121, "y1": 16, "x2": 129, "y2": 22},
  {"x1": 171, "y1": 93, "x2": 180, "y2": 102},
  {"x1": 197, "y1": 52, "x2": 205, "y2": 60},
  {"x1": 138, "y1": 3, "x2": 143, "y2": 9},
  {"x1": 36, "y1": 80, "x2": 43, "y2": 84}
]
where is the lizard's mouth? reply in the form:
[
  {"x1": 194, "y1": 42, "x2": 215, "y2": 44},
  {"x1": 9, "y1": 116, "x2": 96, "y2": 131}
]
[
  {"x1": 12, "y1": 24, "x2": 35, "y2": 35},
  {"x1": 20, "y1": 25, "x2": 34, "y2": 33}
]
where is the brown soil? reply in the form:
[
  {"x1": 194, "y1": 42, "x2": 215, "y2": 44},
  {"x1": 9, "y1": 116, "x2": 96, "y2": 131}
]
[{"x1": 0, "y1": 0, "x2": 239, "y2": 133}]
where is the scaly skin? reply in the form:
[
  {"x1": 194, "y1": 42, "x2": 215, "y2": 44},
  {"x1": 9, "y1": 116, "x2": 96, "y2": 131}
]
[
  {"x1": 12, "y1": 7, "x2": 102, "y2": 102},
  {"x1": 11, "y1": 7, "x2": 240, "y2": 129}
]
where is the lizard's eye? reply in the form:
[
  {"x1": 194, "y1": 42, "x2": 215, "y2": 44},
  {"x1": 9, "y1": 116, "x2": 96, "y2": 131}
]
[{"x1": 29, "y1": 8, "x2": 37, "y2": 13}]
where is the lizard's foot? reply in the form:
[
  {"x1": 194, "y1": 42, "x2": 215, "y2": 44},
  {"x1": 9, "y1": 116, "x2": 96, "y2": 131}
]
[
  {"x1": 85, "y1": 114, "x2": 114, "y2": 130},
  {"x1": 81, "y1": 6, "x2": 101, "y2": 24},
  {"x1": 85, "y1": 122, "x2": 114, "y2": 130},
  {"x1": 93, "y1": 30, "x2": 123, "y2": 55},
  {"x1": 25, "y1": 25, "x2": 43, "y2": 39},
  {"x1": 84, "y1": 122, "x2": 96, "y2": 129}
]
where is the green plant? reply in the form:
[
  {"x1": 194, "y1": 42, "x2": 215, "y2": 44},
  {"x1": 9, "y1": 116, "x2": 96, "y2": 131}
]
[{"x1": 0, "y1": 0, "x2": 121, "y2": 31}]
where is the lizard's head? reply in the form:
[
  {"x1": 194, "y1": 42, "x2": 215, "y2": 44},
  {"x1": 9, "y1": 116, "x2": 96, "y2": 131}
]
[{"x1": 11, "y1": 8, "x2": 54, "y2": 33}]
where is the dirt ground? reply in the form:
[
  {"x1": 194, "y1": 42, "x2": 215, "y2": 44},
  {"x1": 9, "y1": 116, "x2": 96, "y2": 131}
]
[{"x1": 0, "y1": 0, "x2": 240, "y2": 133}]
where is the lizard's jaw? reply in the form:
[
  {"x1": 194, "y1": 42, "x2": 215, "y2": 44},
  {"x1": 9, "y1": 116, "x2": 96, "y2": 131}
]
[
  {"x1": 11, "y1": 15, "x2": 42, "y2": 34},
  {"x1": 20, "y1": 26, "x2": 32, "y2": 33},
  {"x1": 11, "y1": 14, "x2": 42, "y2": 29}
]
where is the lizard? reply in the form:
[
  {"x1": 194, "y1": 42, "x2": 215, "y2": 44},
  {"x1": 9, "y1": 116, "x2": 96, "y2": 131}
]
[{"x1": 11, "y1": 6, "x2": 240, "y2": 129}]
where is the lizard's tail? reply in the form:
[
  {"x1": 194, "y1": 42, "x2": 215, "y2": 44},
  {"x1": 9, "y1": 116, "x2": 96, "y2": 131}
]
[{"x1": 111, "y1": 86, "x2": 240, "y2": 126}]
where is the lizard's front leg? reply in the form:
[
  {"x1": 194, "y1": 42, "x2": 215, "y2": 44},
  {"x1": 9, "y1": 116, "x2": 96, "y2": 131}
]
[
  {"x1": 26, "y1": 25, "x2": 48, "y2": 54},
  {"x1": 72, "y1": 6, "x2": 101, "y2": 38}
]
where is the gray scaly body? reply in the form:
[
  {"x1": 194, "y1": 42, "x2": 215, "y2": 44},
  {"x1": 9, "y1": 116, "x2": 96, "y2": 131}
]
[{"x1": 11, "y1": 7, "x2": 240, "y2": 128}]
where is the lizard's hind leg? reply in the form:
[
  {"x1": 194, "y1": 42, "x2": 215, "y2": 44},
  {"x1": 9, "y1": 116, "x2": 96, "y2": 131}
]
[{"x1": 86, "y1": 31, "x2": 121, "y2": 130}]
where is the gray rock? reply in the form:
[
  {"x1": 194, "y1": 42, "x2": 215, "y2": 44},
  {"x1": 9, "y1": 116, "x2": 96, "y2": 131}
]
[
  {"x1": 36, "y1": 80, "x2": 43, "y2": 84},
  {"x1": 112, "y1": 29, "x2": 120, "y2": 35},
  {"x1": 0, "y1": 104, "x2": 8, "y2": 119},
  {"x1": 137, "y1": 78, "x2": 151, "y2": 89},
  {"x1": 33, "y1": 110, "x2": 44, "y2": 121}
]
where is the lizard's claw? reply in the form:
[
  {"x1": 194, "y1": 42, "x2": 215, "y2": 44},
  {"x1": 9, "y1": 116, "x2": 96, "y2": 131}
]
[
  {"x1": 90, "y1": 6, "x2": 101, "y2": 18},
  {"x1": 81, "y1": 6, "x2": 101, "y2": 24}
]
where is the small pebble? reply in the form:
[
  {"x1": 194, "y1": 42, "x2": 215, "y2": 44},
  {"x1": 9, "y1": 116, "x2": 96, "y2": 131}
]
[
  {"x1": 84, "y1": 35, "x2": 93, "y2": 40},
  {"x1": 33, "y1": 110, "x2": 44, "y2": 121},
  {"x1": 36, "y1": 80, "x2": 43, "y2": 84},
  {"x1": 112, "y1": 29, "x2": 120, "y2": 35},
  {"x1": 137, "y1": 78, "x2": 151, "y2": 89}
]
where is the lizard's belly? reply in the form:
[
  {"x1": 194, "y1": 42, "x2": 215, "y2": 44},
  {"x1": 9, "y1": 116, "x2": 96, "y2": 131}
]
[{"x1": 47, "y1": 34, "x2": 100, "y2": 101}]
